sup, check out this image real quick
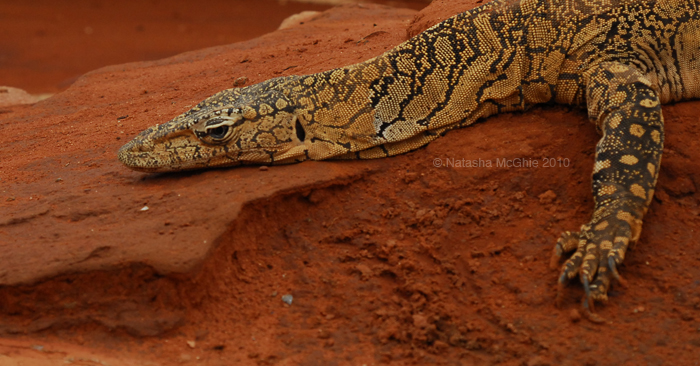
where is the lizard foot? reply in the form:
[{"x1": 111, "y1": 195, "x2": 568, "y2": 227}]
[{"x1": 551, "y1": 209, "x2": 641, "y2": 322}]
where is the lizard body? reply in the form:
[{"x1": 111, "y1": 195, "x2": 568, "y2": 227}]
[{"x1": 119, "y1": 0, "x2": 700, "y2": 321}]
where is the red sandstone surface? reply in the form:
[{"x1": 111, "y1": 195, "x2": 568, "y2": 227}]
[{"x1": 1, "y1": 1, "x2": 700, "y2": 365}]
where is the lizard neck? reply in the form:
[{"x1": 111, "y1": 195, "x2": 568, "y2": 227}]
[
  {"x1": 287, "y1": 58, "x2": 389, "y2": 160},
  {"x1": 285, "y1": 0, "x2": 531, "y2": 161}
]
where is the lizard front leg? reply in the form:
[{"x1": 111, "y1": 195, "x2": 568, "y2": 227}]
[{"x1": 552, "y1": 62, "x2": 664, "y2": 322}]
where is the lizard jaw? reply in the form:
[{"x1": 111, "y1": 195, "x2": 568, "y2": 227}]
[{"x1": 118, "y1": 127, "x2": 228, "y2": 172}]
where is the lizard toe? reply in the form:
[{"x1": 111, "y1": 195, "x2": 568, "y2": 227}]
[
  {"x1": 551, "y1": 231, "x2": 579, "y2": 269},
  {"x1": 555, "y1": 212, "x2": 639, "y2": 321}
]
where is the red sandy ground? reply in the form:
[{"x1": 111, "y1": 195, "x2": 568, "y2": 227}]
[{"x1": 1, "y1": 1, "x2": 700, "y2": 365}]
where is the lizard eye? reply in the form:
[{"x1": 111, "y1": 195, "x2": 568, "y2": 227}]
[
  {"x1": 195, "y1": 118, "x2": 237, "y2": 144},
  {"x1": 208, "y1": 125, "x2": 229, "y2": 140}
]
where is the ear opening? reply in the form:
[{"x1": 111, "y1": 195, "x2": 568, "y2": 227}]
[{"x1": 295, "y1": 118, "x2": 306, "y2": 142}]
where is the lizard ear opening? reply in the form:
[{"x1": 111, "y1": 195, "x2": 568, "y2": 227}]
[{"x1": 295, "y1": 119, "x2": 306, "y2": 142}]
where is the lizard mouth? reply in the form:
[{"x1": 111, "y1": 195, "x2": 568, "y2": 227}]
[
  {"x1": 118, "y1": 121, "x2": 205, "y2": 172},
  {"x1": 118, "y1": 127, "x2": 240, "y2": 172}
]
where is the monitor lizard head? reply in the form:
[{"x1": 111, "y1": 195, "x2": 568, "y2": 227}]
[{"x1": 118, "y1": 77, "x2": 309, "y2": 172}]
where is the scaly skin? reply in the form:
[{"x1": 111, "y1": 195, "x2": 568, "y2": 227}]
[{"x1": 119, "y1": 0, "x2": 700, "y2": 321}]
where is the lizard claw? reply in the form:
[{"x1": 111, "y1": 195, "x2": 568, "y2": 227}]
[
  {"x1": 581, "y1": 276, "x2": 607, "y2": 323},
  {"x1": 608, "y1": 257, "x2": 627, "y2": 287},
  {"x1": 552, "y1": 207, "x2": 643, "y2": 322},
  {"x1": 582, "y1": 293, "x2": 606, "y2": 324},
  {"x1": 555, "y1": 272, "x2": 569, "y2": 308},
  {"x1": 582, "y1": 274, "x2": 593, "y2": 310}
]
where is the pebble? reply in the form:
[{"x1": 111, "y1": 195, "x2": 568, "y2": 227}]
[
  {"x1": 412, "y1": 314, "x2": 429, "y2": 328},
  {"x1": 282, "y1": 294, "x2": 293, "y2": 305},
  {"x1": 569, "y1": 308, "x2": 582, "y2": 322},
  {"x1": 233, "y1": 77, "x2": 248, "y2": 87},
  {"x1": 434, "y1": 340, "x2": 449, "y2": 351},
  {"x1": 538, "y1": 190, "x2": 557, "y2": 204}
]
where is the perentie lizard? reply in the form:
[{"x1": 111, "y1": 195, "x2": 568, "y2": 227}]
[{"x1": 119, "y1": 0, "x2": 700, "y2": 322}]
